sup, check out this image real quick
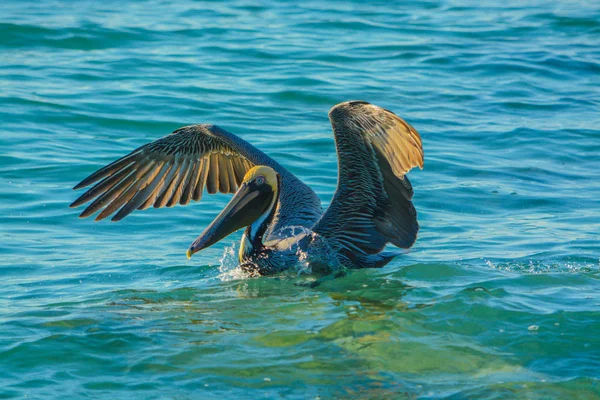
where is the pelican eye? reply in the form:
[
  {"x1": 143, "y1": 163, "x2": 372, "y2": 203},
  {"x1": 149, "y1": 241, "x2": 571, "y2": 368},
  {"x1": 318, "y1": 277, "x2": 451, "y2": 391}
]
[{"x1": 255, "y1": 176, "x2": 265, "y2": 185}]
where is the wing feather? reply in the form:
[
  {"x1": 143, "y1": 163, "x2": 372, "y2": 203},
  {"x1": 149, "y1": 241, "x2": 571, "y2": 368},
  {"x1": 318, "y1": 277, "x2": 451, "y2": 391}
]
[
  {"x1": 96, "y1": 162, "x2": 158, "y2": 221},
  {"x1": 124, "y1": 161, "x2": 173, "y2": 213},
  {"x1": 136, "y1": 162, "x2": 174, "y2": 210},
  {"x1": 71, "y1": 163, "x2": 137, "y2": 208},
  {"x1": 312, "y1": 101, "x2": 423, "y2": 264},
  {"x1": 166, "y1": 158, "x2": 191, "y2": 207},
  {"x1": 218, "y1": 156, "x2": 230, "y2": 193},
  {"x1": 79, "y1": 164, "x2": 149, "y2": 218},
  {"x1": 225, "y1": 158, "x2": 238, "y2": 192},
  {"x1": 73, "y1": 151, "x2": 140, "y2": 190},
  {"x1": 71, "y1": 124, "x2": 322, "y2": 230},
  {"x1": 206, "y1": 154, "x2": 219, "y2": 194},
  {"x1": 155, "y1": 161, "x2": 183, "y2": 208},
  {"x1": 232, "y1": 158, "x2": 246, "y2": 184},
  {"x1": 192, "y1": 159, "x2": 208, "y2": 201},
  {"x1": 71, "y1": 125, "x2": 260, "y2": 221},
  {"x1": 180, "y1": 157, "x2": 201, "y2": 205}
]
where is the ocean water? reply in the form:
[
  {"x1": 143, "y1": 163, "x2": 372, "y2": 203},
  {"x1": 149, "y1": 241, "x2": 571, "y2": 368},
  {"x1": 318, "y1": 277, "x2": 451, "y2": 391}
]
[{"x1": 1, "y1": 0, "x2": 600, "y2": 398}]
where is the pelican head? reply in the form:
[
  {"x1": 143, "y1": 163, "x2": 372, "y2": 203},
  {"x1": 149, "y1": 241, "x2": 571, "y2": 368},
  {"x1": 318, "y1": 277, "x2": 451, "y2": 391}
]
[{"x1": 186, "y1": 165, "x2": 279, "y2": 259}]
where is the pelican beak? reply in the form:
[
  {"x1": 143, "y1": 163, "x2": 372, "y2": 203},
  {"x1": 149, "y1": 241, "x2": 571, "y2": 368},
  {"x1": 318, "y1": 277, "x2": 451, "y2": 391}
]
[{"x1": 186, "y1": 182, "x2": 272, "y2": 259}]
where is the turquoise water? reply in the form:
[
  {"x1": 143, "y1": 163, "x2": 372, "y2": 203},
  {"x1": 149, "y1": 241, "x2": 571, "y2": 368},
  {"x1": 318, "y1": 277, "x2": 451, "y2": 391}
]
[{"x1": 2, "y1": 0, "x2": 600, "y2": 398}]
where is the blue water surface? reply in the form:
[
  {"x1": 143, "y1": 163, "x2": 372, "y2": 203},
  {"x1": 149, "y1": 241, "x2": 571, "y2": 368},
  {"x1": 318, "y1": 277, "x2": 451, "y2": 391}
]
[{"x1": 1, "y1": 0, "x2": 600, "y2": 398}]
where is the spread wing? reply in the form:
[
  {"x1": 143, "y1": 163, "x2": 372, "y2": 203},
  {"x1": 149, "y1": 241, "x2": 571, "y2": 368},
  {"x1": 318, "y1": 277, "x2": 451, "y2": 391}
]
[
  {"x1": 71, "y1": 124, "x2": 320, "y2": 223},
  {"x1": 312, "y1": 101, "x2": 423, "y2": 262}
]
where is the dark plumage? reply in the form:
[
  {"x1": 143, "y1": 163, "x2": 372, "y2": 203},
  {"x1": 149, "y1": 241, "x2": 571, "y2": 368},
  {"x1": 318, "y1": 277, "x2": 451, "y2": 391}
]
[{"x1": 71, "y1": 101, "x2": 423, "y2": 275}]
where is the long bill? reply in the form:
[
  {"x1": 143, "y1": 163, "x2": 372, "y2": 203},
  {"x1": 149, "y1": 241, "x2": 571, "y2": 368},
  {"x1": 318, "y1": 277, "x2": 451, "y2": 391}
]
[{"x1": 186, "y1": 182, "x2": 272, "y2": 259}]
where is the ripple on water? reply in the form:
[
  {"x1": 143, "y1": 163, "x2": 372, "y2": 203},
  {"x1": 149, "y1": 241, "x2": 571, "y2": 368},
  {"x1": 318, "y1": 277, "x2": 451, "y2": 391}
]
[{"x1": 2, "y1": 0, "x2": 600, "y2": 398}]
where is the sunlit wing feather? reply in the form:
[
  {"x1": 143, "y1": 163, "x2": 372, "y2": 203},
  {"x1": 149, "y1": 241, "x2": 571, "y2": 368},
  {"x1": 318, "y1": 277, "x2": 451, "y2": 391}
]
[
  {"x1": 312, "y1": 101, "x2": 424, "y2": 264},
  {"x1": 71, "y1": 124, "x2": 322, "y2": 229},
  {"x1": 72, "y1": 125, "x2": 258, "y2": 221}
]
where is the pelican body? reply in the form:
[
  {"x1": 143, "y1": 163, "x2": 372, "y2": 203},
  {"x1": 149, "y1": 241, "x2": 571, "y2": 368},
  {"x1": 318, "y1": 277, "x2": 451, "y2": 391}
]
[{"x1": 71, "y1": 101, "x2": 424, "y2": 275}]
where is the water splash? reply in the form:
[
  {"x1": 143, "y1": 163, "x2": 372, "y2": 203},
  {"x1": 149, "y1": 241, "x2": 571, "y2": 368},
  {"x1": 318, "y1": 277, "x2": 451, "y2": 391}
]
[
  {"x1": 216, "y1": 227, "x2": 343, "y2": 280},
  {"x1": 484, "y1": 258, "x2": 599, "y2": 274},
  {"x1": 217, "y1": 241, "x2": 248, "y2": 281}
]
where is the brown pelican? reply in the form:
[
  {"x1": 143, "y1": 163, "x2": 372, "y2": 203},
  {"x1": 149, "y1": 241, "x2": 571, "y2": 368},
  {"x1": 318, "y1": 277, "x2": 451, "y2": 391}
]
[{"x1": 71, "y1": 101, "x2": 424, "y2": 275}]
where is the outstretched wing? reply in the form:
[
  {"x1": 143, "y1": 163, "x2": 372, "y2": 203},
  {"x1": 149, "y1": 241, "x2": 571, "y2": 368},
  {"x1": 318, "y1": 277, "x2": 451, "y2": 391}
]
[
  {"x1": 312, "y1": 101, "x2": 423, "y2": 263},
  {"x1": 71, "y1": 124, "x2": 321, "y2": 224}
]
